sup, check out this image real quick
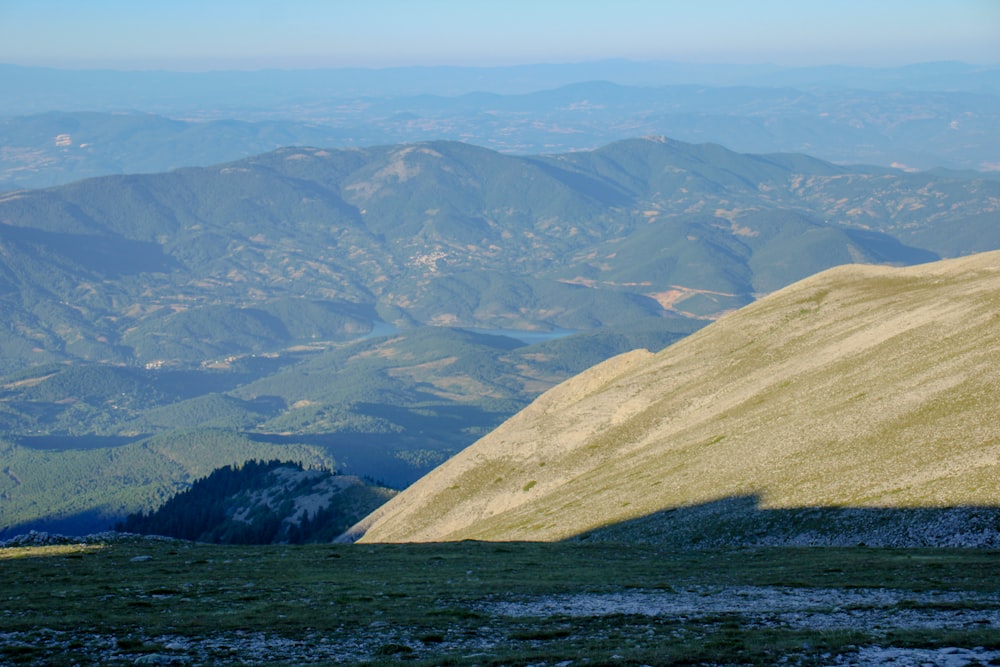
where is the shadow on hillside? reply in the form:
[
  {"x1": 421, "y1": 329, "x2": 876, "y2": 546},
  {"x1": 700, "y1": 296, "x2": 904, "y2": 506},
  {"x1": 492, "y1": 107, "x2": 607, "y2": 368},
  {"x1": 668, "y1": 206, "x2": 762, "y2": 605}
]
[
  {"x1": 244, "y1": 432, "x2": 452, "y2": 489},
  {"x1": 1, "y1": 509, "x2": 114, "y2": 540},
  {"x1": 0, "y1": 225, "x2": 178, "y2": 277},
  {"x1": 15, "y1": 434, "x2": 152, "y2": 451},
  {"x1": 571, "y1": 495, "x2": 1000, "y2": 549}
]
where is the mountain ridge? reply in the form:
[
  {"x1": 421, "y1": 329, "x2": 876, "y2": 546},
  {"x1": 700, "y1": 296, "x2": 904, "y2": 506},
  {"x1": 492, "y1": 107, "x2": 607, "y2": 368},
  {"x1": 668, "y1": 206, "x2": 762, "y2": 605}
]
[
  {"x1": 4, "y1": 61, "x2": 1000, "y2": 190},
  {"x1": 350, "y1": 250, "x2": 1000, "y2": 544},
  {"x1": 117, "y1": 459, "x2": 395, "y2": 544},
  {"x1": 1, "y1": 136, "x2": 997, "y2": 535},
  {"x1": 2, "y1": 136, "x2": 984, "y2": 373}
]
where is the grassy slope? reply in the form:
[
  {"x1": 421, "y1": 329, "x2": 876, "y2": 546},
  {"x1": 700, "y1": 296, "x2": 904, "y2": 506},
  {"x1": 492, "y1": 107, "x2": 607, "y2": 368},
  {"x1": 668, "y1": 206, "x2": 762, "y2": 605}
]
[{"x1": 355, "y1": 250, "x2": 1000, "y2": 543}]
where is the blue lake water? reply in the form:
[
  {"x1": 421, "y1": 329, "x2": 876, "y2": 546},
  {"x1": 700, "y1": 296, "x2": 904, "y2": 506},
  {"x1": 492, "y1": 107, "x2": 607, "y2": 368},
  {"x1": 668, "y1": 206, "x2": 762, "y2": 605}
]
[
  {"x1": 460, "y1": 328, "x2": 576, "y2": 344},
  {"x1": 362, "y1": 320, "x2": 576, "y2": 345},
  {"x1": 363, "y1": 320, "x2": 401, "y2": 339}
]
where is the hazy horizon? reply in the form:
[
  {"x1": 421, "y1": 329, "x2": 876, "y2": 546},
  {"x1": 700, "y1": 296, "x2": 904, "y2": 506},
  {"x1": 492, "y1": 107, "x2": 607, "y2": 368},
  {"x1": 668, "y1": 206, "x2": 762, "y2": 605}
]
[{"x1": 1, "y1": 0, "x2": 998, "y2": 72}]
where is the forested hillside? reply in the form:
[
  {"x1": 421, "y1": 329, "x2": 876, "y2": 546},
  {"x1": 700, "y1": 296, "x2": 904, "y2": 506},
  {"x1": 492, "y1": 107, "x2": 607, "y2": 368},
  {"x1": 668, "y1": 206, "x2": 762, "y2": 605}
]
[
  {"x1": 2, "y1": 137, "x2": 998, "y2": 535},
  {"x1": 118, "y1": 460, "x2": 394, "y2": 544},
  {"x1": 2, "y1": 136, "x2": 987, "y2": 374}
]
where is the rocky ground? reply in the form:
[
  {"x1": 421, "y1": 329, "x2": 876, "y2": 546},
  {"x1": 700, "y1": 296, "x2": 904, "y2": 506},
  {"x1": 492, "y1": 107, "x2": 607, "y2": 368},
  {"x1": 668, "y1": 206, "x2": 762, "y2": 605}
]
[
  {"x1": 3, "y1": 588, "x2": 999, "y2": 666},
  {"x1": 2, "y1": 533, "x2": 997, "y2": 665}
]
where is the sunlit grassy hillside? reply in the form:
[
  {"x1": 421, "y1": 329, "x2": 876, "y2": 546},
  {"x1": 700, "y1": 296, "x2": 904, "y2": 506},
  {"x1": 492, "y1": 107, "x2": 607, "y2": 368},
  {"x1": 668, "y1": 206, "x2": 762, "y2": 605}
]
[{"x1": 353, "y1": 250, "x2": 1000, "y2": 543}]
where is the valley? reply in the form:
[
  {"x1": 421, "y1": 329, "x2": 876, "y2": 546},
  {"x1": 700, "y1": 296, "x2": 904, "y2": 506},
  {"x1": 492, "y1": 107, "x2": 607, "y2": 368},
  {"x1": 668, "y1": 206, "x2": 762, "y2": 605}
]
[
  {"x1": 4, "y1": 133, "x2": 995, "y2": 536},
  {"x1": 3, "y1": 7, "x2": 999, "y2": 666}
]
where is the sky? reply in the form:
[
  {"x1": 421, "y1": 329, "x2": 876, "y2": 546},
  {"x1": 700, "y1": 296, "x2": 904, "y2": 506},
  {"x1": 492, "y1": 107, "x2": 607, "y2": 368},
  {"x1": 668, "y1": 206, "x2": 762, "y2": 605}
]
[{"x1": 0, "y1": 0, "x2": 998, "y2": 71}]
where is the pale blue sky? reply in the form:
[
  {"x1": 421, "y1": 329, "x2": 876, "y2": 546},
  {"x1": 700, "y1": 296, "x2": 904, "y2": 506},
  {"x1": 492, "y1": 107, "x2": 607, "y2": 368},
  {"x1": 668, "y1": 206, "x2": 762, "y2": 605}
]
[{"x1": 1, "y1": 0, "x2": 998, "y2": 70}]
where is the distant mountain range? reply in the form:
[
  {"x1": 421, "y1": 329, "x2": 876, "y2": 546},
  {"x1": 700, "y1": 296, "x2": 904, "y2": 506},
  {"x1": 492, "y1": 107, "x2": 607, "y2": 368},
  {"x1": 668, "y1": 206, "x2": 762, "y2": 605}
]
[
  {"x1": 5, "y1": 61, "x2": 998, "y2": 112},
  {"x1": 350, "y1": 251, "x2": 1000, "y2": 547},
  {"x1": 4, "y1": 136, "x2": 993, "y2": 374},
  {"x1": 1, "y1": 137, "x2": 998, "y2": 535},
  {"x1": 3, "y1": 61, "x2": 1000, "y2": 191}
]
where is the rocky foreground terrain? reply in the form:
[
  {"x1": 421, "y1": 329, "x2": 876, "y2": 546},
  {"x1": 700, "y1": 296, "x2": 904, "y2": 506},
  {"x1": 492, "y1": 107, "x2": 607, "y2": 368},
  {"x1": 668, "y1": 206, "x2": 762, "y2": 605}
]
[
  {"x1": 2, "y1": 536, "x2": 998, "y2": 666},
  {"x1": 3, "y1": 598, "x2": 999, "y2": 666}
]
